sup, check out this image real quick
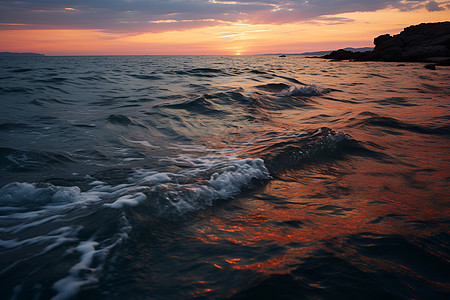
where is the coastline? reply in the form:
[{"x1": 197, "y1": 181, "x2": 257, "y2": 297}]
[{"x1": 321, "y1": 22, "x2": 450, "y2": 66}]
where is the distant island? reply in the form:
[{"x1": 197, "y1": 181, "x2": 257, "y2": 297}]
[
  {"x1": 321, "y1": 22, "x2": 450, "y2": 65},
  {"x1": 300, "y1": 47, "x2": 373, "y2": 56},
  {"x1": 263, "y1": 47, "x2": 373, "y2": 56},
  {"x1": 0, "y1": 52, "x2": 45, "y2": 57}
]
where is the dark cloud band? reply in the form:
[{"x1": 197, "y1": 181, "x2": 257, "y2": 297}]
[{"x1": 0, "y1": 0, "x2": 446, "y2": 33}]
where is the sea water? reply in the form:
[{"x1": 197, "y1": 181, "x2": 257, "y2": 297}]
[{"x1": 0, "y1": 55, "x2": 449, "y2": 299}]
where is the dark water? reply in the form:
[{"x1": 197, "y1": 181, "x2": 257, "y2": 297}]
[{"x1": 0, "y1": 55, "x2": 449, "y2": 299}]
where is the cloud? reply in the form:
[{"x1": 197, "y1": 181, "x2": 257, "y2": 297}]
[
  {"x1": 302, "y1": 16, "x2": 356, "y2": 26},
  {"x1": 425, "y1": 0, "x2": 445, "y2": 11},
  {"x1": 0, "y1": 0, "x2": 446, "y2": 34}
]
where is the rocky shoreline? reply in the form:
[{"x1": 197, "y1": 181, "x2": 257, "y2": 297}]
[{"x1": 323, "y1": 22, "x2": 450, "y2": 66}]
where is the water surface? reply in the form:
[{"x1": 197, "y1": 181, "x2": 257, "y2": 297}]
[{"x1": 0, "y1": 55, "x2": 449, "y2": 299}]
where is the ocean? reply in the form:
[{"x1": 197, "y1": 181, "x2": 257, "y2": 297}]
[{"x1": 0, "y1": 55, "x2": 449, "y2": 299}]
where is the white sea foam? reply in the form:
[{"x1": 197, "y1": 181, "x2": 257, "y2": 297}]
[
  {"x1": 0, "y1": 182, "x2": 81, "y2": 207},
  {"x1": 51, "y1": 213, "x2": 130, "y2": 300},
  {"x1": 0, "y1": 154, "x2": 270, "y2": 215},
  {"x1": 280, "y1": 84, "x2": 328, "y2": 96},
  {"x1": 0, "y1": 181, "x2": 133, "y2": 299},
  {"x1": 123, "y1": 138, "x2": 158, "y2": 148},
  {"x1": 0, "y1": 227, "x2": 77, "y2": 249},
  {"x1": 99, "y1": 156, "x2": 269, "y2": 215},
  {"x1": 208, "y1": 158, "x2": 268, "y2": 198},
  {"x1": 137, "y1": 172, "x2": 172, "y2": 184},
  {"x1": 0, "y1": 225, "x2": 83, "y2": 278},
  {"x1": 51, "y1": 241, "x2": 100, "y2": 300},
  {"x1": 144, "y1": 157, "x2": 270, "y2": 216},
  {"x1": 104, "y1": 192, "x2": 147, "y2": 208},
  {"x1": 0, "y1": 152, "x2": 269, "y2": 298},
  {"x1": 123, "y1": 157, "x2": 144, "y2": 161},
  {"x1": 1, "y1": 215, "x2": 61, "y2": 234}
]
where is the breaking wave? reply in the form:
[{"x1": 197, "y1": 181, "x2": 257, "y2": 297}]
[
  {"x1": 0, "y1": 153, "x2": 271, "y2": 298},
  {"x1": 279, "y1": 84, "x2": 330, "y2": 96}
]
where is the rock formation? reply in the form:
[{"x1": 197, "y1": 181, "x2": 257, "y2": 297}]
[{"x1": 323, "y1": 22, "x2": 450, "y2": 64}]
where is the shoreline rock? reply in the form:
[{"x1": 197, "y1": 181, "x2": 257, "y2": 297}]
[{"x1": 323, "y1": 22, "x2": 450, "y2": 65}]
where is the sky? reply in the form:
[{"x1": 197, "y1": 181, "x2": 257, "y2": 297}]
[{"x1": 0, "y1": 0, "x2": 448, "y2": 55}]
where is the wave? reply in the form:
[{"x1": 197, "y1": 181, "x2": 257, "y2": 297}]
[
  {"x1": 231, "y1": 232, "x2": 449, "y2": 299},
  {"x1": 374, "y1": 97, "x2": 418, "y2": 107},
  {"x1": 77, "y1": 75, "x2": 115, "y2": 83},
  {"x1": 140, "y1": 157, "x2": 269, "y2": 217},
  {"x1": 241, "y1": 127, "x2": 361, "y2": 174},
  {"x1": 9, "y1": 68, "x2": 33, "y2": 73},
  {"x1": 0, "y1": 147, "x2": 75, "y2": 172},
  {"x1": 0, "y1": 187, "x2": 130, "y2": 300},
  {"x1": 249, "y1": 69, "x2": 268, "y2": 75},
  {"x1": 157, "y1": 96, "x2": 216, "y2": 111},
  {"x1": 155, "y1": 94, "x2": 246, "y2": 116},
  {"x1": 348, "y1": 112, "x2": 450, "y2": 135},
  {"x1": 279, "y1": 84, "x2": 330, "y2": 96},
  {"x1": 31, "y1": 97, "x2": 72, "y2": 107},
  {"x1": 0, "y1": 150, "x2": 272, "y2": 297},
  {"x1": 153, "y1": 84, "x2": 328, "y2": 123},
  {"x1": 106, "y1": 114, "x2": 147, "y2": 128},
  {"x1": 256, "y1": 83, "x2": 291, "y2": 93},
  {"x1": 0, "y1": 123, "x2": 31, "y2": 131},
  {"x1": 0, "y1": 125, "x2": 373, "y2": 299},
  {"x1": 190, "y1": 68, "x2": 224, "y2": 73},
  {"x1": 174, "y1": 68, "x2": 226, "y2": 77},
  {"x1": 0, "y1": 176, "x2": 134, "y2": 299},
  {"x1": 0, "y1": 154, "x2": 269, "y2": 215},
  {"x1": 0, "y1": 182, "x2": 81, "y2": 207},
  {"x1": 129, "y1": 74, "x2": 163, "y2": 80},
  {"x1": 35, "y1": 77, "x2": 68, "y2": 83},
  {"x1": 0, "y1": 87, "x2": 33, "y2": 94},
  {"x1": 254, "y1": 83, "x2": 329, "y2": 103}
]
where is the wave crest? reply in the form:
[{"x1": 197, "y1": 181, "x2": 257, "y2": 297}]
[
  {"x1": 0, "y1": 182, "x2": 81, "y2": 207},
  {"x1": 280, "y1": 84, "x2": 329, "y2": 96},
  {"x1": 135, "y1": 158, "x2": 270, "y2": 217}
]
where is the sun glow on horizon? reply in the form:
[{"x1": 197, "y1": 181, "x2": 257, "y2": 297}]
[{"x1": 0, "y1": 6, "x2": 448, "y2": 55}]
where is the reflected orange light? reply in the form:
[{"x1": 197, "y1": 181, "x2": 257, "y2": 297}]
[
  {"x1": 225, "y1": 258, "x2": 241, "y2": 264},
  {"x1": 189, "y1": 148, "x2": 450, "y2": 275},
  {"x1": 232, "y1": 255, "x2": 289, "y2": 272}
]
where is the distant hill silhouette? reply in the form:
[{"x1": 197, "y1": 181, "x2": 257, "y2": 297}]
[
  {"x1": 301, "y1": 47, "x2": 373, "y2": 56},
  {"x1": 0, "y1": 52, "x2": 45, "y2": 57}
]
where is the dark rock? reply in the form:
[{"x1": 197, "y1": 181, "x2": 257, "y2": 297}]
[
  {"x1": 424, "y1": 64, "x2": 436, "y2": 70},
  {"x1": 323, "y1": 22, "x2": 450, "y2": 63},
  {"x1": 323, "y1": 49, "x2": 371, "y2": 61},
  {"x1": 300, "y1": 47, "x2": 373, "y2": 56},
  {"x1": 374, "y1": 34, "x2": 392, "y2": 46},
  {"x1": 323, "y1": 49, "x2": 354, "y2": 60},
  {"x1": 371, "y1": 37, "x2": 405, "y2": 60},
  {"x1": 401, "y1": 45, "x2": 448, "y2": 61}
]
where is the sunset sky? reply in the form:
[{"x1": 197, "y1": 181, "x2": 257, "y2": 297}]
[{"x1": 0, "y1": 0, "x2": 448, "y2": 55}]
